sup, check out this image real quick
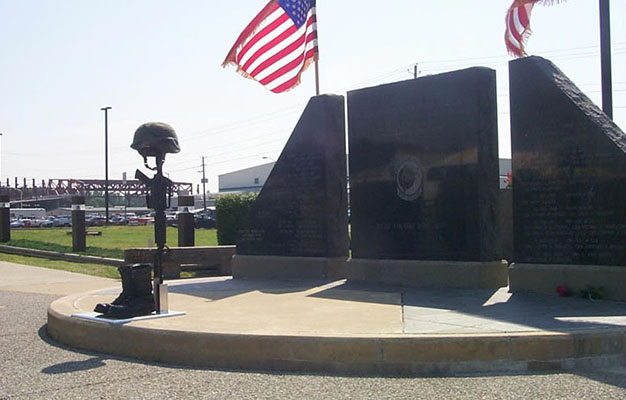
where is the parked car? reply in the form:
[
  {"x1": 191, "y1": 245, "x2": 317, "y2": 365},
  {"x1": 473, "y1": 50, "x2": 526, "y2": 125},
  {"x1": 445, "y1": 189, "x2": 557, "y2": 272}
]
[
  {"x1": 10, "y1": 219, "x2": 24, "y2": 228},
  {"x1": 39, "y1": 216, "x2": 56, "y2": 228},
  {"x1": 86, "y1": 216, "x2": 106, "y2": 226},
  {"x1": 137, "y1": 216, "x2": 154, "y2": 225},
  {"x1": 109, "y1": 216, "x2": 128, "y2": 225},
  {"x1": 41, "y1": 217, "x2": 57, "y2": 228},
  {"x1": 194, "y1": 213, "x2": 216, "y2": 229},
  {"x1": 53, "y1": 216, "x2": 72, "y2": 227},
  {"x1": 166, "y1": 212, "x2": 178, "y2": 227},
  {"x1": 33, "y1": 217, "x2": 50, "y2": 227}
]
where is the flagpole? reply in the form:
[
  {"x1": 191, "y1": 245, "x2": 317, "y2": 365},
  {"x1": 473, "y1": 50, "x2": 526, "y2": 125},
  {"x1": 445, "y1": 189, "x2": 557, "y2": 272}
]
[
  {"x1": 600, "y1": 0, "x2": 613, "y2": 119},
  {"x1": 315, "y1": 59, "x2": 320, "y2": 96}
]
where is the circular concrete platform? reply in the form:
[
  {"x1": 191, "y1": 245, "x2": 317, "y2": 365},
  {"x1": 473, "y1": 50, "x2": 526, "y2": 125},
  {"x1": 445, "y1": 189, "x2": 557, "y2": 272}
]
[{"x1": 47, "y1": 277, "x2": 626, "y2": 375}]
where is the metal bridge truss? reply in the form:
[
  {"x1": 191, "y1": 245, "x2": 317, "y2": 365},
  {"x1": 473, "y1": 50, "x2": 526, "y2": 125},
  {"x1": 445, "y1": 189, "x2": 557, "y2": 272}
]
[{"x1": 2, "y1": 178, "x2": 193, "y2": 202}]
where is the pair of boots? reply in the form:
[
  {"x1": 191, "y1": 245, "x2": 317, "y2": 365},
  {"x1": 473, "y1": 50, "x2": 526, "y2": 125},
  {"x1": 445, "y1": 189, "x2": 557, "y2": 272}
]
[{"x1": 94, "y1": 264, "x2": 155, "y2": 318}]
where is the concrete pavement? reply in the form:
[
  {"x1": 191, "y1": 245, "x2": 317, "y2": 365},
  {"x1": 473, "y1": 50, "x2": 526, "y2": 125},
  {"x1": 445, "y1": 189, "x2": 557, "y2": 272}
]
[
  {"x1": 46, "y1": 264, "x2": 626, "y2": 375},
  {"x1": 1, "y1": 261, "x2": 116, "y2": 296},
  {"x1": 1, "y1": 261, "x2": 626, "y2": 399}
]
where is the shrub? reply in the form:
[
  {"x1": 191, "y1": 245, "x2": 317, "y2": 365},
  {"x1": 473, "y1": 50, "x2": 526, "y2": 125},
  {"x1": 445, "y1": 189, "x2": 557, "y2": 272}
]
[{"x1": 215, "y1": 193, "x2": 257, "y2": 245}]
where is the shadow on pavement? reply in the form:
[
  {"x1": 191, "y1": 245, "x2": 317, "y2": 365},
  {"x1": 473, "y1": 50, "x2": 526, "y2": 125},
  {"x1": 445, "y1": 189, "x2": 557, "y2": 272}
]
[
  {"x1": 41, "y1": 357, "x2": 107, "y2": 374},
  {"x1": 311, "y1": 281, "x2": 626, "y2": 332}
]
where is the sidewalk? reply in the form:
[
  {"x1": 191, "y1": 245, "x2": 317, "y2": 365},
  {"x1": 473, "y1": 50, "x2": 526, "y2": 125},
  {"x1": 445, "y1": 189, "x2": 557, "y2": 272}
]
[
  {"x1": 0, "y1": 261, "x2": 116, "y2": 295},
  {"x1": 45, "y1": 268, "x2": 626, "y2": 375}
]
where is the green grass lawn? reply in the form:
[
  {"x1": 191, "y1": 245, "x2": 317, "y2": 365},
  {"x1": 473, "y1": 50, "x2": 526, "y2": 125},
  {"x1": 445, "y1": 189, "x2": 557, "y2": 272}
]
[
  {"x1": 5, "y1": 226, "x2": 218, "y2": 259},
  {"x1": 0, "y1": 226, "x2": 219, "y2": 279}
]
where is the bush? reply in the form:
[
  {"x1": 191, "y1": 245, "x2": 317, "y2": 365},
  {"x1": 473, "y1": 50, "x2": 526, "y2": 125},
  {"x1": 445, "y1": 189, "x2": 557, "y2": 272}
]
[{"x1": 215, "y1": 193, "x2": 257, "y2": 245}]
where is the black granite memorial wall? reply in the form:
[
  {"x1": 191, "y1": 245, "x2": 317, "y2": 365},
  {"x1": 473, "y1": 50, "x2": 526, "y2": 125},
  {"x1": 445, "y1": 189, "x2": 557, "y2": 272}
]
[
  {"x1": 510, "y1": 56, "x2": 626, "y2": 266},
  {"x1": 237, "y1": 94, "x2": 349, "y2": 258},
  {"x1": 348, "y1": 68, "x2": 501, "y2": 261}
]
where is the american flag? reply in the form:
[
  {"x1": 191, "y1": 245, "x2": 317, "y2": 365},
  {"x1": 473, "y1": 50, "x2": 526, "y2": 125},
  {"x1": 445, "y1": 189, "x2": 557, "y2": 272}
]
[
  {"x1": 223, "y1": 0, "x2": 318, "y2": 94},
  {"x1": 505, "y1": 1, "x2": 566, "y2": 58}
]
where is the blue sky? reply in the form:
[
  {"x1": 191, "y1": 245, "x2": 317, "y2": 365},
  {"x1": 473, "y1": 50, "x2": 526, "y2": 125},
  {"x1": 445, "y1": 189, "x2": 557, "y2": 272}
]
[{"x1": 1, "y1": 0, "x2": 625, "y2": 192}]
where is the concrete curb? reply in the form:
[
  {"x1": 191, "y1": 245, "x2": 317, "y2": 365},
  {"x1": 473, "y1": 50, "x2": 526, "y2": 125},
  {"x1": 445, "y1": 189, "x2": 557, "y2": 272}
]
[
  {"x1": 47, "y1": 291, "x2": 626, "y2": 376},
  {"x1": 0, "y1": 245, "x2": 124, "y2": 267}
]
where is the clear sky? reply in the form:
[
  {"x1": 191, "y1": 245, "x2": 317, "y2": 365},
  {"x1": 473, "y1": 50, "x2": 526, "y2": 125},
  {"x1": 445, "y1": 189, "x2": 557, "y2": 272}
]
[{"x1": 1, "y1": 0, "x2": 625, "y2": 193}]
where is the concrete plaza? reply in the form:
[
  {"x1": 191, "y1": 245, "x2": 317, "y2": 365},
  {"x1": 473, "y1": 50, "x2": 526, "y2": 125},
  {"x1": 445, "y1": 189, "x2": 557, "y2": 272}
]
[{"x1": 1, "y1": 261, "x2": 626, "y2": 399}]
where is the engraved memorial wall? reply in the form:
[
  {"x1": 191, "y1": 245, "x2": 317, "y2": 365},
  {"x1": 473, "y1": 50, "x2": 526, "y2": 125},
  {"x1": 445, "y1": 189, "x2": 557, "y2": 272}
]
[
  {"x1": 236, "y1": 94, "x2": 349, "y2": 258},
  {"x1": 510, "y1": 56, "x2": 626, "y2": 266},
  {"x1": 348, "y1": 68, "x2": 501, "y2": 262}
]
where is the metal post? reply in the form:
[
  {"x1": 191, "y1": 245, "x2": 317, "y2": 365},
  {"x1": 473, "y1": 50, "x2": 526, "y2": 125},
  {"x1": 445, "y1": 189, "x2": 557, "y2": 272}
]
[
  {"x1": 0, "y1": 195, "x2": 10, "y2": 243},
  {"x1": 600, "y1": 0, "x2": 613, "y2": 119},
  {"x1": 153, "y1": 156, "x2": 168, "y2": 313},
  {"x1": 177, "y1": 195, "x2": 195, "y2": 247},
  {"x1": 71, "y1": 196, "x2": 86, "y2": 252},
  {"x1": 101, "y1": 106, "x2": 112, "y2": 224}
]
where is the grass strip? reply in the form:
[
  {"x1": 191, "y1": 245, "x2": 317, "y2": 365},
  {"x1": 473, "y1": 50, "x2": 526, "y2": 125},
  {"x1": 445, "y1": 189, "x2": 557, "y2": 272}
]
[
  {"x1": 5, "y1": 239, "x2": 123, "y2": 259},
  {"x1": 0, "y1": 252, "x2": 204, "y2": 279},
  {"x1": 6, "y1": 226, "x2": 218, "y2": 259},
  {"x1": 2, "y1": 226, "x2": 220, "y2": 279}
]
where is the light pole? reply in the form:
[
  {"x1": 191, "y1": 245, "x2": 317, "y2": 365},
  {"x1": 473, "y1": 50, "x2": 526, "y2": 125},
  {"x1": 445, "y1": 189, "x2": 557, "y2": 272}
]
[{"x1": 101, "y1": 107, "x2": 111, "y2": 224}]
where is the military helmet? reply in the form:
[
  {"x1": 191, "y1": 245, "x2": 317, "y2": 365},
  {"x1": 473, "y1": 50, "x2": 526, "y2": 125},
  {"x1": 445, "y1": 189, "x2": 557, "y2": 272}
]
[{"x1": 131, "y1": 122, "x2": 180, "y2": 158}]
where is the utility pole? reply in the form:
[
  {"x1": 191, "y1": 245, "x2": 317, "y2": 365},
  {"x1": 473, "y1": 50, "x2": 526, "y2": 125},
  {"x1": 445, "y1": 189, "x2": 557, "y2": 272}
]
[
  {"x1": 407, "y1": 63, "x2": 419, "y2": 79},
  {"x1": 200, "y1": 156, "x2": 207, "y2": 212},
  {"x1": 599, "y1": 0, "x2": 613, "y2": 119},
  {"x1": 101, "y1": 106, "x2": 112, "y2": 224}
]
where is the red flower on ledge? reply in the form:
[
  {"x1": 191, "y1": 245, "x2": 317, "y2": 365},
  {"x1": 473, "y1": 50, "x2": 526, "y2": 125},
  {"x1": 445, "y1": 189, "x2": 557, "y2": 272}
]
[{"x1": 556, "y1": 285, "x2": 568, "y2": 297}]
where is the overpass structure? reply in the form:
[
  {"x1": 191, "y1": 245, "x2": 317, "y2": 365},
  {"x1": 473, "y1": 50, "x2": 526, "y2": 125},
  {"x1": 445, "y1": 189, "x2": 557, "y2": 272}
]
[{"x1": 1, "y1": 178, "x2": 193, "y2": 205}]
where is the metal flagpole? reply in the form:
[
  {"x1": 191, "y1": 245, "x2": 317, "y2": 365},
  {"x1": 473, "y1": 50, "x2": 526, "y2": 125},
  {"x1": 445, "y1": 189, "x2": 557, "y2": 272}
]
[
  {"x1": 315, "y1": 60, "x2": 320, "y2": 96},
  {"x1": 599, "y1": 0, "x2": 612, "y2": 119},
  {"x1": 314, "y1": 0, "x2": 320, "y2": 96}
]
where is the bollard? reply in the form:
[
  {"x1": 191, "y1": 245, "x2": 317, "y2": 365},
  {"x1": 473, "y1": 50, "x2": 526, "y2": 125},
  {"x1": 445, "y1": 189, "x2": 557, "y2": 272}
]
[
  {"x1": 177, "y1": 195, "x2": 195, "y2": 247},
  {"x1": 71, "y1": 196, "x2": 86, "y2": 252},
  {"x1": 0, "y1": 195, "x2": 10, "y2": 242}
]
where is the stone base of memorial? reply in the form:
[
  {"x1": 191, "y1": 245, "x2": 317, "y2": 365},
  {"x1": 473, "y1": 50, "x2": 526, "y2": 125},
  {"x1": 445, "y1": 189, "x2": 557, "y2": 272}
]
[
  {"x1": 347, "y1": 259, "x2": 508, "y2": 289},
  {"x1": 232, "y1": 255, "x2": 348, "y2": 281},
  {"x1": 509, "y1": 263, "x2": 626, "y2": 302}
]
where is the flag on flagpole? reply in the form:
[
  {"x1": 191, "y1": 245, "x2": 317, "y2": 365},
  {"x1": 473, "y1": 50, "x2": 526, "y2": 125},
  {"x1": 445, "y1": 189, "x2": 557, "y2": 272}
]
[
  {"x1": 223, "y1": 0, "x2": 318, "y2": 94},
  {"x1": 505, "y1": 0, "x2": 566, "y2": 58}
]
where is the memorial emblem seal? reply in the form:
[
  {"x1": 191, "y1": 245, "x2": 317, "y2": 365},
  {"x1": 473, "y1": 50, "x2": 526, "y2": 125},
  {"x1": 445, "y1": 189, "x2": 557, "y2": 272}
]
[{"x1": 394, "y1": 155, "x2": 423, "y2": 201}]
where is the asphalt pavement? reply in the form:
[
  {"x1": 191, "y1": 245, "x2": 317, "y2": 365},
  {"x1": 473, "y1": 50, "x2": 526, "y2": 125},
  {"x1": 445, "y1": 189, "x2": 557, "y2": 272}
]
[{"x1": 1, "y1": 261, "x2": 626, "y2": 399}]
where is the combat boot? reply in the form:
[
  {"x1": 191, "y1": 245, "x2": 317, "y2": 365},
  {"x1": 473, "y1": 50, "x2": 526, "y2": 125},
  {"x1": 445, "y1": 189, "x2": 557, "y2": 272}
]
[
  {"x1": 94, "y1": 265, "x2": 132, "y2": 314},
  {"x1": 104, "y1": 264, "x2": 155, "y2": 318}
]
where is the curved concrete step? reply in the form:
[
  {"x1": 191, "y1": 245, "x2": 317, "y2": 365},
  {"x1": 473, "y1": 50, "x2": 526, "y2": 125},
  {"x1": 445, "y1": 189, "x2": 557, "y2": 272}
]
[{"x1": 47, "y1": 277, "x2": 626, "y2": 375}]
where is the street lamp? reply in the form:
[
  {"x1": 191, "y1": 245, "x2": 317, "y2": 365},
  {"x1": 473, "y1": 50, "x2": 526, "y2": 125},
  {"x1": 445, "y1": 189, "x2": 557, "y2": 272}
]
[{"x1": 101, "y1": 107, "x2": 111, "y2": 225}]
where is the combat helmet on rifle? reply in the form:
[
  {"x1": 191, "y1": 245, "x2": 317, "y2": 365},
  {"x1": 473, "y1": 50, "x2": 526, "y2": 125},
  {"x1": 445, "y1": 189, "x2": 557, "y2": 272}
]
[{"x1": 131, "y1": 122, "x2": 180, "y2": 161}]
